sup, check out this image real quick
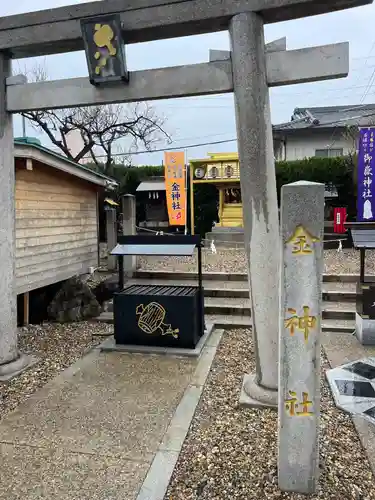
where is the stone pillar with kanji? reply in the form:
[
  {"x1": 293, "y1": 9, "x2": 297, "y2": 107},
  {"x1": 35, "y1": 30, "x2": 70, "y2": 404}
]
[{"x1": 278, "y1": 181, "x2": 325, "y2": 494}]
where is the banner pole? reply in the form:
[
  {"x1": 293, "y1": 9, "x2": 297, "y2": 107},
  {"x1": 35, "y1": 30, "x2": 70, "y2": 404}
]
[
  {"x1": 164, "y1": 151, "x2": 186, "y2": 229},
  {"x1": 357, "y1": 127, "x2": 375, "y2": 222},
  {"x1": 185, "y1": 148, "x2": 188, "y2": 235}
]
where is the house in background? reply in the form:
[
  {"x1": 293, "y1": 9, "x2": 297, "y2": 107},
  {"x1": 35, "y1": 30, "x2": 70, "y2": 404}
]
[
  {"x1": 273, "y1": 104, "x2": 375, "y2": 161},
  {"x1": 14, "y1": 137, "x2": 117, "y2": 318}
]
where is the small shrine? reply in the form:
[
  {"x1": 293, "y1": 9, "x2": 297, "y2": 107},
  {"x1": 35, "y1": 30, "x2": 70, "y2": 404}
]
[{"x1": 189, "y1": 152, "x2": 243, "y2": 231}]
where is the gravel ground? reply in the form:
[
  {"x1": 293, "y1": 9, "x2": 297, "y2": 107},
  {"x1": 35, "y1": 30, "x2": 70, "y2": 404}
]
[
  {"x1": 139, "y1": 249, "x2": 375, "y2": 275},
  {"x1": 0, "y1": 322, "x2": 112, "y2": 421},
  {"x1": 165, "y1": 329, "x2": 375, "y2": 500}
]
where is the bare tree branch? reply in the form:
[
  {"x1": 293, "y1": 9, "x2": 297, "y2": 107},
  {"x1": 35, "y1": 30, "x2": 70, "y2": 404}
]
[
  {"x1": 74, "y1": 141, "x2": 95, "y2": 162},
  {"x1": 18, "y1": 61, "x2": 171, "y2": 172}
]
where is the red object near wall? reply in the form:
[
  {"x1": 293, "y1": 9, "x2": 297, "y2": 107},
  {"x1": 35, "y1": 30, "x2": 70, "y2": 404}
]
[{"x1": 334, "y1": 207, "x2": 347, "y2": 233}]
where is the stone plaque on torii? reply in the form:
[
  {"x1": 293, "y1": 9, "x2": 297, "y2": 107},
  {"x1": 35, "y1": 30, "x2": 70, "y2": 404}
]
[{"x1": 0, "y1": 0, "x2": 371, "y2": 395}]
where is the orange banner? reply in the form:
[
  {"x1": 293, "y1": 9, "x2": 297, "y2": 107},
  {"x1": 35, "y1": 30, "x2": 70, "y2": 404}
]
[{"x1": 164, "y1": 152, "x2": 186, "y2": 226}]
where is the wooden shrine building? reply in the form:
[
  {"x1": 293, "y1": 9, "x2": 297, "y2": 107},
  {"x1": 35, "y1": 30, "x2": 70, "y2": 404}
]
[
  {"x1": 190, "y1": 153, "x2": 244, "y2": 243},
  {"x1": 190, "y1": 152, "x2": 242, "y2": 230}
]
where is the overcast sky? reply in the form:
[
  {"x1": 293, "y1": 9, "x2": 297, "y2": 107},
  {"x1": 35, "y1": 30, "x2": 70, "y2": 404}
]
[{"x1": 4, "y1": 0, "x2": 375, "y2": 165}]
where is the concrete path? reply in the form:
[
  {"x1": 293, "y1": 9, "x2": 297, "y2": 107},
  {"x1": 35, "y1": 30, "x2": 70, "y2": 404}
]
[{"x1": 0, "y1": 333, "x2": 222, "y2": 500}]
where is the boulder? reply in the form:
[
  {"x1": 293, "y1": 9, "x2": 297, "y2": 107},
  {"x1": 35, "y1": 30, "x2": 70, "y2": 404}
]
[
  {"x1": 92, "y1": 277, "x2": 120, "y2": 305},
  {"x1": 48, "y1": 276, "x2": 101, "y2": 322}
]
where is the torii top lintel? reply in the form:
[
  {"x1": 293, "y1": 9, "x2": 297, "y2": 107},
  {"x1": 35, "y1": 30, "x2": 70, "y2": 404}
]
[{"x1": 0, "y1": 0, "x2": 372, "y2": 58}]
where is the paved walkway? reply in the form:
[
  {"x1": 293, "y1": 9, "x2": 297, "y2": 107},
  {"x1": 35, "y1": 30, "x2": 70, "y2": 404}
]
[
  {"x1": 0, "y1": 337, "x2": 221, "y2": 500},
  {"x1": 3, "y1": 327, "x2": 373, "y2": 499},
  {"x1": 323, "y1": 331, "x2": 375, "y2": 475}
]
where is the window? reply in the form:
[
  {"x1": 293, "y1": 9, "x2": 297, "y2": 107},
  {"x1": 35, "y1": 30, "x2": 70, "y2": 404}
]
[{"x1": 315, "y1": 148, "x2": 343, "y2": 158}]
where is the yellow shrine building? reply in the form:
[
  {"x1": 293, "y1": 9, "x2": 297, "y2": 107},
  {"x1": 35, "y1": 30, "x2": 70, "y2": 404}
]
[{"x1": 189, "y1": 152, "x2": 242, "y2": 233}]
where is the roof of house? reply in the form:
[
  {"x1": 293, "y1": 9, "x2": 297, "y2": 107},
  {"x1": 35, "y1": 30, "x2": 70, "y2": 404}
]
[
  {"x1": 14, "y1": 137, "x2": 118, "y2": 188},
  {"x1": 136, "y1": 178, "x2": 166, "y2": 192},
  {"x1": 190, "y1": 152, "x2": 239, "y2": 166},
  {"x1": 273, "y1": 104, "x2": 375, "y2": 133}
]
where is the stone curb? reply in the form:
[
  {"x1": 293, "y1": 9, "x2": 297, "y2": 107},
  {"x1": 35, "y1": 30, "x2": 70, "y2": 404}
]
[
  {"x1": 135, "y1": 270, "x2": 375, "y2": 283},
  {"x1": 94, "y1": 312, "x2": 355, "y2": 333},
  {"x1": 352, "y1": 414, "x2": 375, "y2": 476},
  {"x1": 97, "y1": 323, "x2": 215, "y2": 358},
  {"x1": 135, "y1": 328, "x2": 224, "y2": 500}
]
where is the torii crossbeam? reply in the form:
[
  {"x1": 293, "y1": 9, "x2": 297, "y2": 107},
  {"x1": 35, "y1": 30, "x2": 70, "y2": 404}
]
[
  {"x1": 0, "y1": 0, "x2": 370, "y2": 57},
  {"x1": 6, "y1": 41, "x2": 348, "y2": 112}
]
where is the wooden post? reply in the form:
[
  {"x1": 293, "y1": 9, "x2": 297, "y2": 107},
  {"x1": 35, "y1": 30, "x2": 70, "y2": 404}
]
[
  {"x1": 190, "y1": 168, "x2": 195, "y2": 235},
  {"x1": 278, "y1": 181, "x2": 325, "y2": 494},
  {"x1": 122, "y1": 194, "x2": 136, "y2": 277},
  {"x1": 23, "y1": 292, "x2": 30, "y2": 326},
  {"x1": 360, "y1": 248, "x2": 366, "y2": 283},
  {"x1": 96, "y1": 191, "x2": 100, "y2": 267},
  {"x1": 218, "y1": 188, "x2": 224, "y2": 227},
  {"x1": 106, "y1": 207, "x2": 117, "y2": 271}
]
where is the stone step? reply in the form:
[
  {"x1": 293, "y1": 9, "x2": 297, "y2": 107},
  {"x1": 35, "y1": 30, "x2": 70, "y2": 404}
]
[
  {"x1": 99, "y1": 299, "x2": 357, "y2": 322},
  {"x1": 206, "y1": 315, "x2": 355, "y2": 333},
  {"x1": 321, "y1": 319, "x2": 355, "y2": 333},
  {"x1": 322, "y1": 283, "x2": 357, "y2": 303},
  {"x1": 104, "y1": 296, "x2": 251, "y2": 316},
  {"x1": 135, "y1": 270, "x2": 372, "y2": 284},
  {"x1": 206, "y1": 300, "x2": 356, "y2": 320},
  {"x1": 135, "y1": 270, "x2": 248, "y2": 282},
  {"x1": 127, "y1": 278, "x2": 358, "y2": 301},
  {"x1": 204, "y1": 314, "x2": 251, "y2": 329},
  {"x1": 203, "y1": 297, "x2": 250, "y2": 316},
  {"x1": 324, "y1": 232, "x2": 346, "y2": 239},
  {"x1": 128, "y1": 277, "x2": 357, "y2": 301},
  {"x1": 95, "y1": 312, "x2": 355, "y2": 333},
  {"x1": 127, "y1": 278, "x2": 250, "y2": 298},
  {"x1": 105, "y1": 295, "x2": 356, "y2": 318},
  {"x1": 322, "y1": 301, "x2": 356, "y2": 320}
]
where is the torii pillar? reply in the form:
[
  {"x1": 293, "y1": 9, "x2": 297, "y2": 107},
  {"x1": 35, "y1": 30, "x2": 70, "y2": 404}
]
[
  {"x1": 229, "y1": 13, "x2": 279, "y2": 407},
  {"x1": 228, "y1": 13, "x2": 343, "y2": 407},
  {"x1": 0, "y1": 55, "x2": 35, "y2": 380}
]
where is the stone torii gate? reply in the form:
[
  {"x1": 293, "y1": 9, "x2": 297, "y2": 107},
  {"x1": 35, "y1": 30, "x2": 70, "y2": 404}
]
[{"x1": 0, "y1": 0, "x2": 371, "y2": 398}]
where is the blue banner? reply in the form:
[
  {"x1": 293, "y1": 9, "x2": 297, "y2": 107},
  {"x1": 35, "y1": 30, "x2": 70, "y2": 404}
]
[{"x1": 357, "y1": 128, "x2": 375, "y2": 221}]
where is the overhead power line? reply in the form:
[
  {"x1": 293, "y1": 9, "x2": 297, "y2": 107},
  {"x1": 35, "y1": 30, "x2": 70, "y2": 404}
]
[
  {"x1": 95, "y1": 138, "x2": 238, "y2": 157},
  {"x1": 88, "y1": 108, "x2": 375, "y2": 160},
  {"x1": 94, "y1": 109, "x2": 375, "y2": 159},
  {"x1": 353, "y1": 54, "x2": 375, "y2": 61},
  {"x1": 161, "y1": 88, "x2": 375, "y2": 111}
]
